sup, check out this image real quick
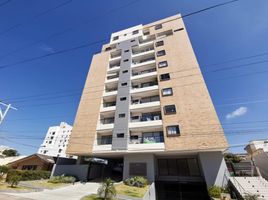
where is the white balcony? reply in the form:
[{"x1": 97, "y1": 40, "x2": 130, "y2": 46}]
[
  {"x1": 96, "y1": 123, "x2": 114, "y2": 132},
  {"x1": 131, "y1": 71, "x2": 157, "y2": 81},
  {"x1": 100, "y1": 105, "x2": 116, "y2": 113},
  {"x1": 103, "y1": 90, "x2": 117, "y2": 97},
  {"x1": 131, "y1": 59, "x2": 156, "y2": 69},
  {"x1": 132, "y1": 49, "x2": 155, "y2": 59},
  {"x1": 93, "y1": 144, "x2": 112, "y2": 153},
  {"x1": 130, "y1": 101, "x2": 160, "y2": 111},
  {"x1": 107, "y1": 66, "x2": 120, "y2": 73},
  {"x1": 131, "y1": 85, "x2": 159, "y2": 95},
  {"x1": 105, "y1": 77, "x2": 119, "y2": 84},
  {"x1": 129, "y1": 120, "x2": 163, "y2": 130},
  {"x1": 128, "y1": 143, "x2": 165, "y2": 151},
  {"x1": 109, "y1": 55, "x2": 121, "y2": 62},
  {"x1": 138, "y1": 40, "x2": 154, "y2": 48}
]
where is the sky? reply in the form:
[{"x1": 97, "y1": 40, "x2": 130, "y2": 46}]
[{"x1": 0, "y1": 0, "x2": 268, "y2": 155}]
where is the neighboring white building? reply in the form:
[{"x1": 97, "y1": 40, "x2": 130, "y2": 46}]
[
  {"x1": 38, "y1": 122, "x2": 73, "y2": 158},
  {"x1": 245, "y1": 139, "x2": 268, "y2": 154}
]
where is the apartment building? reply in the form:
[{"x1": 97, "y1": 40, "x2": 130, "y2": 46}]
[
  {"x1": 38, "y1": 122, "x2": 73, "y2": 158},
  {"x1": 66, "y1": 15, "x2": 228, "y2": 189}
]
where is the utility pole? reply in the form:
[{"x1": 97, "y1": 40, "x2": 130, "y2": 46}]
[{"x1": 0, "y1": 101, "x2": 17, "y2": 125}]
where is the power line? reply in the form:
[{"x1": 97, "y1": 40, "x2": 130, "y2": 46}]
[
  {"x1": 0, "y1": 0, "x2": 141, "y2": 60},
  {"x1": 0, "y1": 0, "x2": 240, "y2": 70},
  {"x1": 0, "y1": 0, "x2": 73, "y2": 37}
]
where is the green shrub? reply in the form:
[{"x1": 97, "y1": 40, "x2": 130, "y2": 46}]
[
  {"x1": 244, "y1": 193, "x2": 260, "y2": 200},
  {"x1": 0, "y1": 165, "x2": 10, "y2": 181},
  {"x1": 208, "y1": 185, "x2": 222, "y2": 198},
  {"x1": 48, "y1": 175, "x2": 76, "y2": 184},
  {"x1": 124, "y1": 176, "x2": 148, "y2": 188},
  {"x1": 6, "y1": 170, "x2": 50, "y2": 182},
  {"x1": 97, "y1": 178, "x2": 116, "y2": 200},
  {"x1": 7, "y1": 175, "x2": 21, "y2": 187}
]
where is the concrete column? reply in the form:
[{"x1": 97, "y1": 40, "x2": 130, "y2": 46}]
[
  {"x1": 199, "y1": 151, "x2": 228, "y2": 187},
  {"x1": 123, "y1": 154, "x2": 155, "y2": 182}
]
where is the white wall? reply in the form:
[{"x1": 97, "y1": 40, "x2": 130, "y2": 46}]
[
  {"x1": 199, "y1": 151, "x2": 228, "y2": 187},
  {"x1": 123, "y1": 153, "x2": 155, "y2": 182},
  {"x1": 253, "y1": 152, "x2": 268, "y2": 180},
  {"x1": 38, "y1": 122, "x2": 73, "y2": 158}
]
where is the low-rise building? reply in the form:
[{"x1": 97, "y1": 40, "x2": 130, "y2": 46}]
[{"x1": 38, "y1": 122, "x2": 73, "y2": 158}]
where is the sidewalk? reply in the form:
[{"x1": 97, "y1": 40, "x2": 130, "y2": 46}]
[{"x1": 4, "y1": 182, "x2": 100, "y2": 200}]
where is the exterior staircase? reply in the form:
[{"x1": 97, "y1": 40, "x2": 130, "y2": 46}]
[{"x1": 229, "y1": 176, "x2": 268, "y2": 199}]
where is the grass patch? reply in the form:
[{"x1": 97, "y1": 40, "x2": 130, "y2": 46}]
[
  {"x1": 81, "y1": 194, "x2": 103, "y2": 200},
  {"x1": 22, "y1": 179, "x2": 69, "y2": 189},
  {"x1": 115, "y1": 183, "x2": 148, "y2": 198},
  {"x1": 0, "y1": 183, "x2": 29, "y2": 191}
]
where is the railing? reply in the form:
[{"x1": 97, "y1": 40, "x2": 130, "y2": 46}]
[
  {"x1": 132, "y1": 82, "x2": 158, "y2": 89},
  {"x1": 110, "y1": 54, "x2": 121, "y2": 59},
  {"x1": 132, "y1": 57, "x2": 155, "y2": 65},
  {"x1": 131, "y1": 97, "x2": 160, "y2": 105},
  {"x1": 109, "y1": 65, "x2": 120, "y2": 69},
  {"x1": 105, "y1": 88, "x2": 117, "y2": 92},
  {"x1": 132, "y1": 47, "x2": 154, "y2": 55},
  {"x1": 103, "y1": 102, "x2": 116, "y2": 107},
  {"x1": 132, "y1": 68, "x2": 156, "y2": 76},
  {"x1": 129, "y1": 135, "x2": 164, "y2": 144},
  {"x1": 107, "y1": 75, "x2": 119, "y2": 80},
  {"x1": 131, "y1": 114, "x2": 162, "y2": 122},
  {"x1": 100, "y1": 118, "x2": 114, "y2": 124}
]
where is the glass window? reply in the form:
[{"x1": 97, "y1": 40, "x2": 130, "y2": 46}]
[
  {"x1": 100, "y1": 135, "x2": 112, "y2": 145},
  {"x1": 120, "y1": 97, "x2": 127, "y2": 101},
  {"x1": 164, "y1": 105, "x2": 176, "y2": 114},
  {"x1": 155, "y1": 40, "x2": 164, "y2": 47},
  {"x1": 119, "y1": 113, "x2": 125, "y2": 118},
  {"x1": 113, "y1": 36, "x2": 119, "y2": 41},
  {"x1": 155, "y1": 24, "x2": 162, "y2": 30},
  {"x1": 121, "y1": 82, "x2": 127, "y2": 86},
  {"x1": 123, "y1": 59, "x2": 129, "y2": 62},
  {"x1": 158, "y1": 61, "x2": 168, "y2": 68},
  {"x1": 122, "y1": 70, "x2": 128, "y2": 74},
  {"x1": 160, "y1": 73, "x2": 170, "y2": 81},
  {"x1": 167, "y1": 125, "x2": 180, "y2": 136},
  {"x1": 132, "y1": 30, "x2": 139, "y2": 35},
  {"x1": 117, "y1": 133, "x2": 124, "y2": 138},
  {"x1": 157, "y1": 50, "x2": 166, "y2": 57},
  {"x1": 162, "y1": 88, "x2": 173, "y2": 96},
  {"x1": 124, "y1": 50, "x2": 129, "y2": 53}
]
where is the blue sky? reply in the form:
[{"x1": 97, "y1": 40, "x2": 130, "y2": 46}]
[{"x1": 0, "y1": 0, "x2": 268, "y2": 155}]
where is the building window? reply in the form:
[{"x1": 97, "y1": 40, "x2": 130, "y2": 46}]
[
  {"x1": 117, "y1": 133, "x2": 124, "y2": 138},
  {"x1": 119, "y1": 113, "x2": 126, "y2": 118},
  {"x1": 123, "y1": 59, "x2": 129, "y2": 62},
  {"x1": 22, "y1": 165, "x2": 37, "y2": 170},
  {"x1": 105, "y1": 47, "x2": 111, "y2": 51},
  {"x1": 124, "y1": 49, "x2": 129, "y2": 53},
  {"x1": 121, "y1": 82, "x2": 127, "y2": 86},
  {"x1": 120, "y1": 97, "x2": 127, "y2": 101},
  {"x1": 113, "y1": 36, "x2": 119, "y2": 41},
  {"x1": 130, "y1": 39, "x2": 135, "y2": 42},
  {"x1": 164, "y1": 105, "x2": 176, "y2": 114},
  {"x1": 157, "y1": 50, "x2": 166, "y2": 57},
  {"x1": 174, "y1": 28, "x2": 184, "y2": 32},
  {"x1": 58, "y1": 149, "x2": 62, "y2": 153},
  {"x1": 158, "y1": 61, "x2": 168, "y2": 68},
  {"x1": 155, "y1": 24, "x2": 162, "y2": 30},
  {"x1": 162, "y1": 88, "x2": 173, "y2": 96},
  {"x1": 155, "y1": 40, "x2": 164, "y2": 47},
  {"x1": 143, "y1": 30, "x2": 150, "y2": 35},
  {"x1": 49, "y1": 141, "x2": 52, "y2": 144},
  {"x1": 100, "y1": 135, "x2": 112, "y2": 145},
  {"x1": 122, "y1": 70, "x2": 128, "y2": 74},
  {"x1": 129, "y1": 163, "x2": 147, "y2": 176},
  {"x1": 160, "y1": 73, "x2": 170, "y2": 81},
  {"x1": 132, "y1": 30, "x2": 139, "y2": 35},
  {"x1": 166, "y1": 125, "x2": 180, "y2": 136}
]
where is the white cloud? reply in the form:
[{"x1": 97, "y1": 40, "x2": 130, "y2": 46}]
[
  {"x1": 39, "y1": 43, "x2": 55, "y2": 53},
  {"x1": 226, "y1": 107, "x2": 248, "y2": 120}
]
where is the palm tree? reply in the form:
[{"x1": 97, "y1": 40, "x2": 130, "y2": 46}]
[{"x1": 97, "y1": 178, "x2": 116, "y2": 200}]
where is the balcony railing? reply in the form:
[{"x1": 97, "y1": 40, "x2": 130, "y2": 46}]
[
  {"x1": 132, "y1": 68, "x2": 156, "y2": 76},
  {"x1": 131, "y1": 112, "x2": 162, "y2": 122},
  {"x1": 131, "y1": 96, "x2": 160, "y2": 105},
  {"x1": 107, "y1": 74, "x2": 119, "y2": 80},
  {"x1": 100, "y1": 118, "x2": 114, "y2": 124},
  {"x1": 132, "y1": 82, "x2": 158, "y2": 89},
  {"x1": 103, "y1": 102, "x2": 116, "y2": 107},
  {"x1": 132, "y1": 47, "x2": 154, "y2": 55},
  {"x1": 97, "y1": 136, "x2": 112, "y2": 145},
  {"x1": 105, "y1": 88, "x2": 117, "y2": 92},
  {"x1": 129, "y1": 134, "x2": 164, "y2": 144},
  {"x1": 132, "y1": 57, "x2": 155, "y2": 65}
]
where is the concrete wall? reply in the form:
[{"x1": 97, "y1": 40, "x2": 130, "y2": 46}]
[
  {"x1": 253, "y1": 152, "x2": 268, "y2": 180},
  {"x1": 123, "y1": 154, "x2": 155, "y2": 182},
  {"x1": 199, "y1": 151, "x2": 228, "y2": 187},
  {"x1": 52, "y1": 164, "x2": 89, "y2": 181},
  {"x1": 143, "y1": 182, "x2": 156, "y2": 200}
]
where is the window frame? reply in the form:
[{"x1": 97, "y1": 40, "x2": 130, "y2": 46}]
[
  {"x1": 155, "y1": 24, "x2": 163, "y2": 30},
  {"x1": 160, "y1": 73, "x2": 170, "y2": 81},
  {"x1": 166, "y1": 125, "x2": 180, "y2": 137},
  {"x1": 162, "y1": 88, "x2": 173, "y2": 96},
  {"x1": 158, "y1": 61, "x2": 168, "y2": 68},
  {"x1": 164, "y1": 105, "x2": 176, "y2": 115},
  {"x1": 157, "y1": 50, "x2": 166, "y2": 57},
  {"x1": 119, "y1": 113, "x2": 126, "y2": 118},
  {"x1": 155, "y1": 40, "x2": 164, "y2": 47}
]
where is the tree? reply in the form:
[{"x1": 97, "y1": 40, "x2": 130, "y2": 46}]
[
  {"x1": 2, "y1": 149, "x2": 19, "y2": 157},
  {"x1": 224, "y1": 153, "x2": 242, "y2": 163},
  {"x1": 97, "y1": 178, "x2": 116, "y2": 200},
  {"x1": 0, "y1": 165, "x2": 9, "y2": 181},
  {"x1": 7, "y1": 175, "x2": 21, "y2": 188}
]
